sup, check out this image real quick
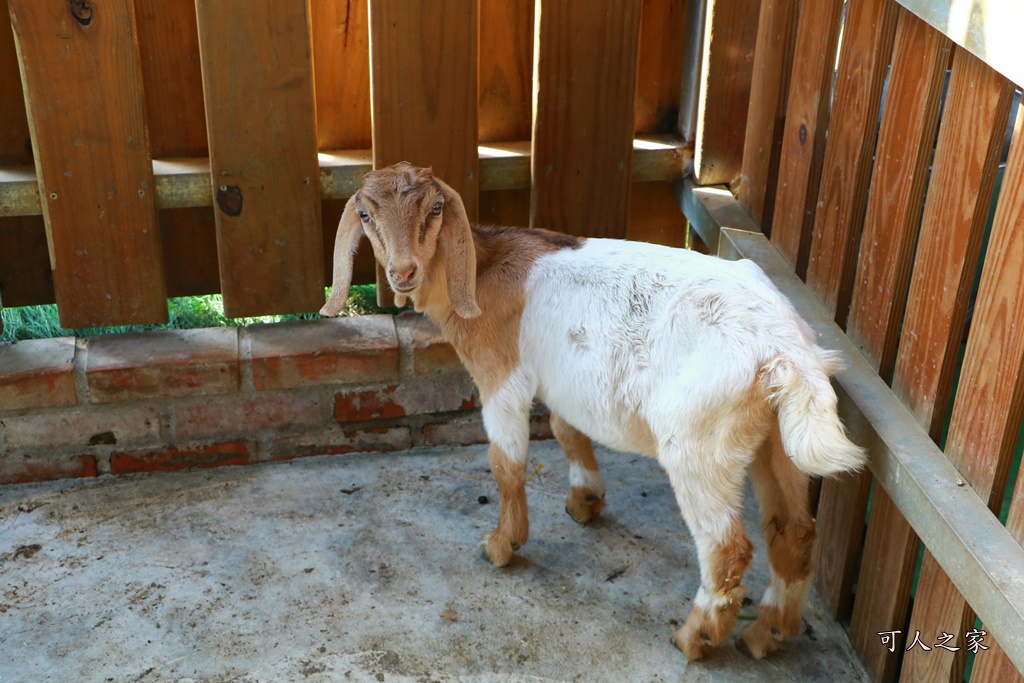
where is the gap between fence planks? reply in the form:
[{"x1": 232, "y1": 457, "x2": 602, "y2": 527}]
[
  {"x1": 531, "y1": 0, "x2": 642, "y2": 237},
  {"x1": 692, "y1": 0, "x2": 760, "y2": 186},
  {"x1": 8, "y1": 0, "x2": 167, "y2": 329},
  {"x1": 806, "y1": 0, "x2": 899, "y2": 622},
  {"x1": 768, "y1": 0, "x2": 844, "y2": 277},
  {"x1": 135, "y1": 1, "x2": 219, "y2": 302}
]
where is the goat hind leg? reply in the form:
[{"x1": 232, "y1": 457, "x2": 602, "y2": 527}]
[
  {"x1": 663, "y1": 447, "x2": 754, "y2": 660},
  {"x1": 737, "y1": 419, "x2": 815, "y2": 659},
  {"x1": 550, "y1": 413, "x2": 605, "y2": 524}
]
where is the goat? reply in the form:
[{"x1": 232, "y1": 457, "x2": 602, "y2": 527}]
[{"x1": 321, "y1": 164, "x2": 865, "y2": 661}]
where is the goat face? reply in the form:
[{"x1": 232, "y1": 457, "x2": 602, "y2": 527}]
[{"x1": 320, "y1": 164, "x2": 481, "y2": 319}]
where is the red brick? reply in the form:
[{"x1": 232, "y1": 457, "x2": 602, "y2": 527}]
[
  {"x1": 0, "y1": 454, "x2": 97, "y2": 485},
  {"x1": 249, "y1": 316, "x2": 399, "y2": 391},
  {"x1": 2, "y1": 406, "x2": 161, "y2": 449},
  {"x1": 86, "y1": 328, "x2": 240, "y2": 402},
  {"x1": 265, "y1": 426, "x2": 413, "y2": 461},
  {"x1": 110, "y1": 441, "x2": 252, "y2": 475},
  {"x1": 334, "y1": 374, "x2": 478, "y2": 424},
  {"x1": 0, "y1": 338, "x2": 77, "y2": 411},
  {"x1": 395, "y1": 312, "x2": 461, "y2": 376},
  {"x1": 174, "y1": 394, "x2": 322, "y2": 440}
]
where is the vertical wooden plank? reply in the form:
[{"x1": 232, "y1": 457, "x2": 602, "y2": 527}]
[
  {"x1": 737, "y1": 0, "x2": 798, "y2": 229},
  {"x1": 902, "y1": 107, "x2": 1024, "y2": 683},
  {"x1": 0, "y1": 0, "x2": 51, "y2": 308},
  {"x1": 805, "y1": 0, "x2": 898, "y2": 326},
  {"x1": 808, "y1": 0, "x2": 899, "y2": 620},
  {"x1": 311, "y1": 0, "x2": 372, "y2": 151},
  {"x1": 532, "y1": 0, "x2": 641, "y2": 236},
  {"x1": 769, "y1": 0, "x2": 844, "y2": 275},
  {"x1": 195, "y1": 0, "x2": 324, "y2": 318},
  {"x1": 886, "y1": 49, "x2": 1014, "y2": 683},
  {"x1": 9, "y1": 0, "x2": 167, "y2": 328},
  {"x1": 974, "y1": 480, "x2": 1024, "y2": 681},
  {"x1": 135, "y1": 0, "x2": 220, "y2": 299},
  {"x1": 846, "y1": 10, "x2": 950, "y2": 385},
  {"x1": 692, "y1": 0, "x2": 760, "y2": 186},
  {"x1": 842, "y1": 19, "x2": 951, "y2": 680},
  {"x1": 479, "y1": 0, "x2": 533, "y2": 227}
]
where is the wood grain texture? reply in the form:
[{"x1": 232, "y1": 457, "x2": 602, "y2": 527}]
[
  {"x1": 808, "y1": 0, "x2": 899, "y2": 620},
  {"x1": 369, "y1": 0, "x2": 479, "y2": 217},
  {"x1": 737, "y1": 0, "x2": 798, "y2": 228},
  {"x1": 870, "y1": 51, "x2": 1014, "y2": 683},
  {"x1": 635, "y1": 0, "x2": 688, "y2": 135},
  {"x1": 479, "y1": 0, "x2": 534, "y2": 143},
  {"x1": 847, "y1": 9, "x2": 950, "y2": 384},
  {"x1": 9, "y1": 0, "x2": 167, "y2": 328},
  {"x1": 844, "y1": 18, "x2": 951, "y2": 680},
  {"x1": 195, "y1": 0, "x2": 324, "y2": 318},
  {"x1": 804, "y1": 0, "x2": 898, "y2": 327},
  {"x1": 692, "y1": 0, "x2": 760, "y2": 185},
  {"x1": 135, "y1": 0, "x2": 219, "y2": 300},
  {"x1": 531, "y1": 0, "x2": 641, "y2": 236},
  {"x1": 311, "y1": 0, "x2": 372, "y2": 151},
  {"x1": 908, "y1": 105, "x2": 1024, "y2": 683},
  {"x1": 769, "y1": 0, "x2": 844, "y2": 275}
]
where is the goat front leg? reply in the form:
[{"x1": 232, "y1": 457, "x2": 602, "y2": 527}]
[
  {"x1": 550, "y1": 413, "x2": 605, "y2": 523},
  {"x1": 478, "y1": 375, "x2": 533, "y2": 567},
  {"x1": 737, "y1": 419, "x2": 815, "y2": 659}
]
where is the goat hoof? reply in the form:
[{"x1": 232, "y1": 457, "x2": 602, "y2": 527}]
[
  {"x1": 478, "y1": 532, "x2": 515, "y2": 567},
  {"x1": 670, "y1": 625, "x2": 710, "y2": 661},
  {"x1": 565, "y1": 487, "x2": 606, "y2": 524}
]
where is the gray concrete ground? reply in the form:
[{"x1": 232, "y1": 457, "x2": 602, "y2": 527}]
[{"x1": 0, "y1": 441, "x2": 868, "y2": 682}]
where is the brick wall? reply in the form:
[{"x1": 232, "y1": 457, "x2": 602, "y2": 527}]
[{"x1": 0, "y1": 313, "x2": 550, "y2": 485}]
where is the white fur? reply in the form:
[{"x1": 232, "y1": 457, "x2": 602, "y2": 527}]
[
  {"x1": 568, "y1": 461, "x2": 605, "y2": 493},
  {"x1": 518, "y1": 239, "x2": 864, "y2": 477},
  {"x1": 481, "y1": 370, "x2": 534, "y2": 463}
]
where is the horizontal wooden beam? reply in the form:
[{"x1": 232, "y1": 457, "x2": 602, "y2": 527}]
[
  {"x1": 718, "y1": 227, "x2": 1024, "y2": 676},
  {"x1": 0, "y1": 137, "x2": 688, "y2": 219}
]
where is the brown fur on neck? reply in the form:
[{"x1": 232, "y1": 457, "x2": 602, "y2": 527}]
[{"x1": 410, "y1": 225, "x2": 582, "y2": 399}]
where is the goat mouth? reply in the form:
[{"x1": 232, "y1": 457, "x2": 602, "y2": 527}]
[{"x1": 390, "y1": 282, "x2": 418, "y2": 294}]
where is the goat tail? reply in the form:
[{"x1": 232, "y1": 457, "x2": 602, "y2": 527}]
[{"x1": 759, "y1": 349, "x2": 867, "y2": 478}]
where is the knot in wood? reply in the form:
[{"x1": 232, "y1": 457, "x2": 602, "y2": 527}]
[{"x1": 68, "y1": 0, "x2": 93, "y2": 26}]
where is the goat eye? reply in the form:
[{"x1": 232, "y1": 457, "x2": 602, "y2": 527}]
[
  {"x1": 431, "y1": 202, "x2": 442, "y2": 216},
  {"x1": 357, "y1": 210, "x2": 370, "y2": 223}
]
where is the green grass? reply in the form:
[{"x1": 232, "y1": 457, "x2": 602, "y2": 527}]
[{"x1": 0, "y1": 285, "x2": 403, "y2": 343}]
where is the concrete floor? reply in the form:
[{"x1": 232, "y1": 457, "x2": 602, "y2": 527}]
[{"x1": 0, "y1": 441, "x2": 868, "y2": 682}]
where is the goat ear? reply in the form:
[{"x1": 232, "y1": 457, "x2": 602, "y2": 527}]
[
  {"x1": 436, "y1": 178, "x2": 481, "y2": 319},
  {"x1": 320, "y1": 194, "x2": 364, "y2": 317}
]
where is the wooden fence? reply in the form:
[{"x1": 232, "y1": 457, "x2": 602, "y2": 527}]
[
  {"x1": 683, "y1": 1, "x2": 1024, "y2": 682},
  {"x1": 0, "y1": 0, "x2": 689, "y2": 325},
  {"x1": 2, "y1": 1, "x2": 1024, "y2": 682}
]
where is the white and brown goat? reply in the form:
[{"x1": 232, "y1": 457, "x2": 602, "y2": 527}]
[{"x1": 321, "y1": 164, "x2": 865, "y2": 660}]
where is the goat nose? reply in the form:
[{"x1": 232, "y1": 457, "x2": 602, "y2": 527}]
[{"x1": 391, "y1": 264, "x2": 418, "y2": 285}]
